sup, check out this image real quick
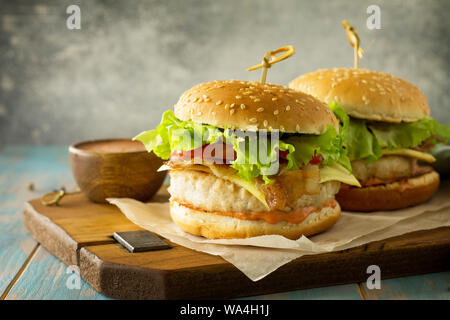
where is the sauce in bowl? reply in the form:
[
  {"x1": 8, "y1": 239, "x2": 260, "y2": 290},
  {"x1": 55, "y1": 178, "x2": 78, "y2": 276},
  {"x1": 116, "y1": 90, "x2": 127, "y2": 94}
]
[{"x1": 75, "y1": 139, "x2": 146, "y2": 154}]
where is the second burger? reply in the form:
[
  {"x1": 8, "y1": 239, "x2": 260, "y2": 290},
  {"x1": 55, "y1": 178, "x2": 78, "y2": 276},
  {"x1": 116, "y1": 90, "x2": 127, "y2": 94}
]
[{"x1": 290, "y1": 68, "x2": 450, "y2": 211}]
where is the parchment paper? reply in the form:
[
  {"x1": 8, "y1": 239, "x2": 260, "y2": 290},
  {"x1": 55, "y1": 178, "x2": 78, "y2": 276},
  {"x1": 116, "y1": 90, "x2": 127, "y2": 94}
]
[{"x1": 108, "y1": 181, "x2": 450, "y2": 281}]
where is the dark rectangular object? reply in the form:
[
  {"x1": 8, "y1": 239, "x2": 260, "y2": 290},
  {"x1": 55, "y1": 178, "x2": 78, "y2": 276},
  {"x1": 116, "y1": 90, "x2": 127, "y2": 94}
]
[{"x1": 113, "y1": 230, "x2": 172, "y2": 253}]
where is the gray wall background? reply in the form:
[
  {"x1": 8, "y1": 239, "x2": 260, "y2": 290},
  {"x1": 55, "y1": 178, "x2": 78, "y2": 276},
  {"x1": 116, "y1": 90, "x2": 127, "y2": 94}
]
[{"x1": 0, "y1": 0, "x2": 449, "y2": 146}]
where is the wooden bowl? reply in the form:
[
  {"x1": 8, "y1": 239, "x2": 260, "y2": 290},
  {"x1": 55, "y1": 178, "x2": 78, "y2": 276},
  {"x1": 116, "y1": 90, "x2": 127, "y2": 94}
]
[{"x1": 69, "y1": 139, "x2": 166, "y2": 203}]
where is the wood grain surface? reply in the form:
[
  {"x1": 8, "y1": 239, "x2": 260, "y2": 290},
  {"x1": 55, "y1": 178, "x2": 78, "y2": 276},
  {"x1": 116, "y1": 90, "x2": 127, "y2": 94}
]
[
  {"x1": 1, "y1": 146, "x2": 449, "y2": 300},
  {"x1": 23, "y1": 190, "x2": 450, "y2": 299}
]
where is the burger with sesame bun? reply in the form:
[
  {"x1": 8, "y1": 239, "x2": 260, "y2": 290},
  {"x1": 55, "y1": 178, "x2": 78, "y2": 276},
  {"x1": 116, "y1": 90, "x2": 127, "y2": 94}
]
[
  {"x1": 134, "y1": 80, "x2": 359, "y2": 239},
  {"x1": 289, "y1": 68, "x2": 450, "y2": 212}
]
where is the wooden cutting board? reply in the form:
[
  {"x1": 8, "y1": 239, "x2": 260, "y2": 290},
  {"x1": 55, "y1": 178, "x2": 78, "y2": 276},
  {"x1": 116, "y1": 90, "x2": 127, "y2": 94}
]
[{"x1": 23, "y1": 187, "x2": 450, "y2": 299}]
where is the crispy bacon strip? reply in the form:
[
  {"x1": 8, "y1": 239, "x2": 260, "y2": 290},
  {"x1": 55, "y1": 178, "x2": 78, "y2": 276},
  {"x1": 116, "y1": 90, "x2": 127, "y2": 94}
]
[{"x1": 256, "y1": 167, "x2": 321, "y2": 210}]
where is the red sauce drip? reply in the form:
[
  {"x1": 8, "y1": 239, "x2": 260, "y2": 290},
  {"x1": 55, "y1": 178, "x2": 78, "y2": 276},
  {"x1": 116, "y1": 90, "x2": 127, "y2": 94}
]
[{"x1": 178, "y1": 200, "x2": 337, "y2": 225}]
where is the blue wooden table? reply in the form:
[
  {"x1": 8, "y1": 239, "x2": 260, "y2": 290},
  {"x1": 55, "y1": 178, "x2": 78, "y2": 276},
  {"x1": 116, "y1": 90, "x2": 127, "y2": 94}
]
[{"x1": 0, "y1": 145, "x2": 448, "y2": 300}]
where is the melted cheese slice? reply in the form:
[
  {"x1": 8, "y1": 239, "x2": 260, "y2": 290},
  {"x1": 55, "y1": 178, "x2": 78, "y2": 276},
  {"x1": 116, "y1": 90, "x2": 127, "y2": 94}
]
[
  {"x1": 382, "y1": 149, "x2": 436, "y2": 163},
  {"x1": 319, "y1": 163, "x2": 361, "y2": 187},
  {"x1": 207, "y1": 165, "x2": 270, "y2": 210}
]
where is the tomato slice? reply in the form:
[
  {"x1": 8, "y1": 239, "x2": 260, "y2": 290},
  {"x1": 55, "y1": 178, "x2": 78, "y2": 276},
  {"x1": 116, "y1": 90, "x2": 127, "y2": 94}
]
[
  {"x1": 170, "y1": 142, "x2": 236, "y2": 164},
  {"x1": 309, "y1": 153, "x2": 323, "y2": 165}
]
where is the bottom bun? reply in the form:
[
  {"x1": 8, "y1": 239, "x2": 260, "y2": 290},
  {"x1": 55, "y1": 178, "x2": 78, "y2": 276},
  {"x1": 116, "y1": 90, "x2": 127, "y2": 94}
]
[
  {"x1": 170, "y1": 200, "x2": 341, "y2": 239},
  {"x1": 336, "y1": 170, "x2": 440, "y2": 212}
]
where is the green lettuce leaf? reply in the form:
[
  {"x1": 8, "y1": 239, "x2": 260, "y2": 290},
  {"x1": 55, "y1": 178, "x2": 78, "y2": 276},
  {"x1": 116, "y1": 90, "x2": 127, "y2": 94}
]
[
  {"x1": 368, "y1": 118, "x2": 435, "y2": 150},
  {"x1": 330, "y1": 101, "x2": 381, "y2": 163},
  {"x1": 134, "y1": 110, "x2": 221, "y2": 159},
  {"x1": 284, "y1": 125, "x2": 351, "y2": 170},
  {"x1": 329, "y1": 101, "x2": 450, "y2": 162}
]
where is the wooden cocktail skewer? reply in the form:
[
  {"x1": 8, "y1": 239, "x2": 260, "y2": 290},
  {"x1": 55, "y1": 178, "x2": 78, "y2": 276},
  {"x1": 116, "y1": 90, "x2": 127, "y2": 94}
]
[
  {"x1": 247, "y1": 45, "x2": 295, "y2": 83},
  {"x1": 342, "y1": 20, "x2": 364, "y2": 68},
  {"x1": 41, "y1": 188, "x2": 79, "y2": 206}
]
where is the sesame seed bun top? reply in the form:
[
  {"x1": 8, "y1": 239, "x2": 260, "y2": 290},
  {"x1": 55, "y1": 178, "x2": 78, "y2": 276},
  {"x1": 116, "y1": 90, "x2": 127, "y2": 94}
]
[
  {"x1": 289, "y1": 68, "x2": 430, "y2": 123},
  {"x1": 174, "y1": 80, "x2": 338, "y2": 135}
]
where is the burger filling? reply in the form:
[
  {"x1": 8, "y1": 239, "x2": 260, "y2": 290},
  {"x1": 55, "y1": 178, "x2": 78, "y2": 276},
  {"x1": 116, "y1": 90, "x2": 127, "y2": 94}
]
[
  {"x1": 330, "y1": 102, "x2": 450, "y2": 187},
  {"x1": 168, "y1": 169, "x2": 340, "y2": 224},
  {"x1": 135, "y1": 110, "x2": 359, "y2": 223},
  {"x1": 351, "y1": 155, "x2": 434, "y2": 187}
]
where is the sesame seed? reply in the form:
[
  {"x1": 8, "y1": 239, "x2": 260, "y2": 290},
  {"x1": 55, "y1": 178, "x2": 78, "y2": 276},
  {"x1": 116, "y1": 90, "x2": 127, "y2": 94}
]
[
  {"x1": 361, "y1": 80, "x2": 367, "y2": 84},
  {"x1": 263, "y1": 120, "x2": 268, "y2": 127},
  {"x1": 230, "y1": 103, "x2": 235, "y2": 108},
  {"x1": 274, "y1": 110, "x2": 279, "y2": 115},
  {"x1": 254, "y1": 98, "x2": 261, "y2": 102},
  {"x1": 204, "y1": 98, "x2": 211, "y2": 102},
  {"x1": 216, "y1": 100, "x2": 223, "y2": 105},
  {"x1": 224, "y1": 104, "x2": 229, "y2": 109},
  {"x1": 285, "y1": 105, "x2": 291, "y2": 111},
  {"x1": 257, "y1": 107, "x2": 264, "y2": 112},
  {"x1": 230, "y1": 109, "x2": 235, "y2": 115},
  {"x1": 249, "y1": 117, "x2": 257, "y2": 123},
  {"x1": 240, "y1": 104, "x2": 246, "y2": 109},
  {"x1": 236, "y1": 95, "x2": 242, "y2": 99},
  {"x1": 272, "y1": 97, "x2": 278, "y2": 101}
]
